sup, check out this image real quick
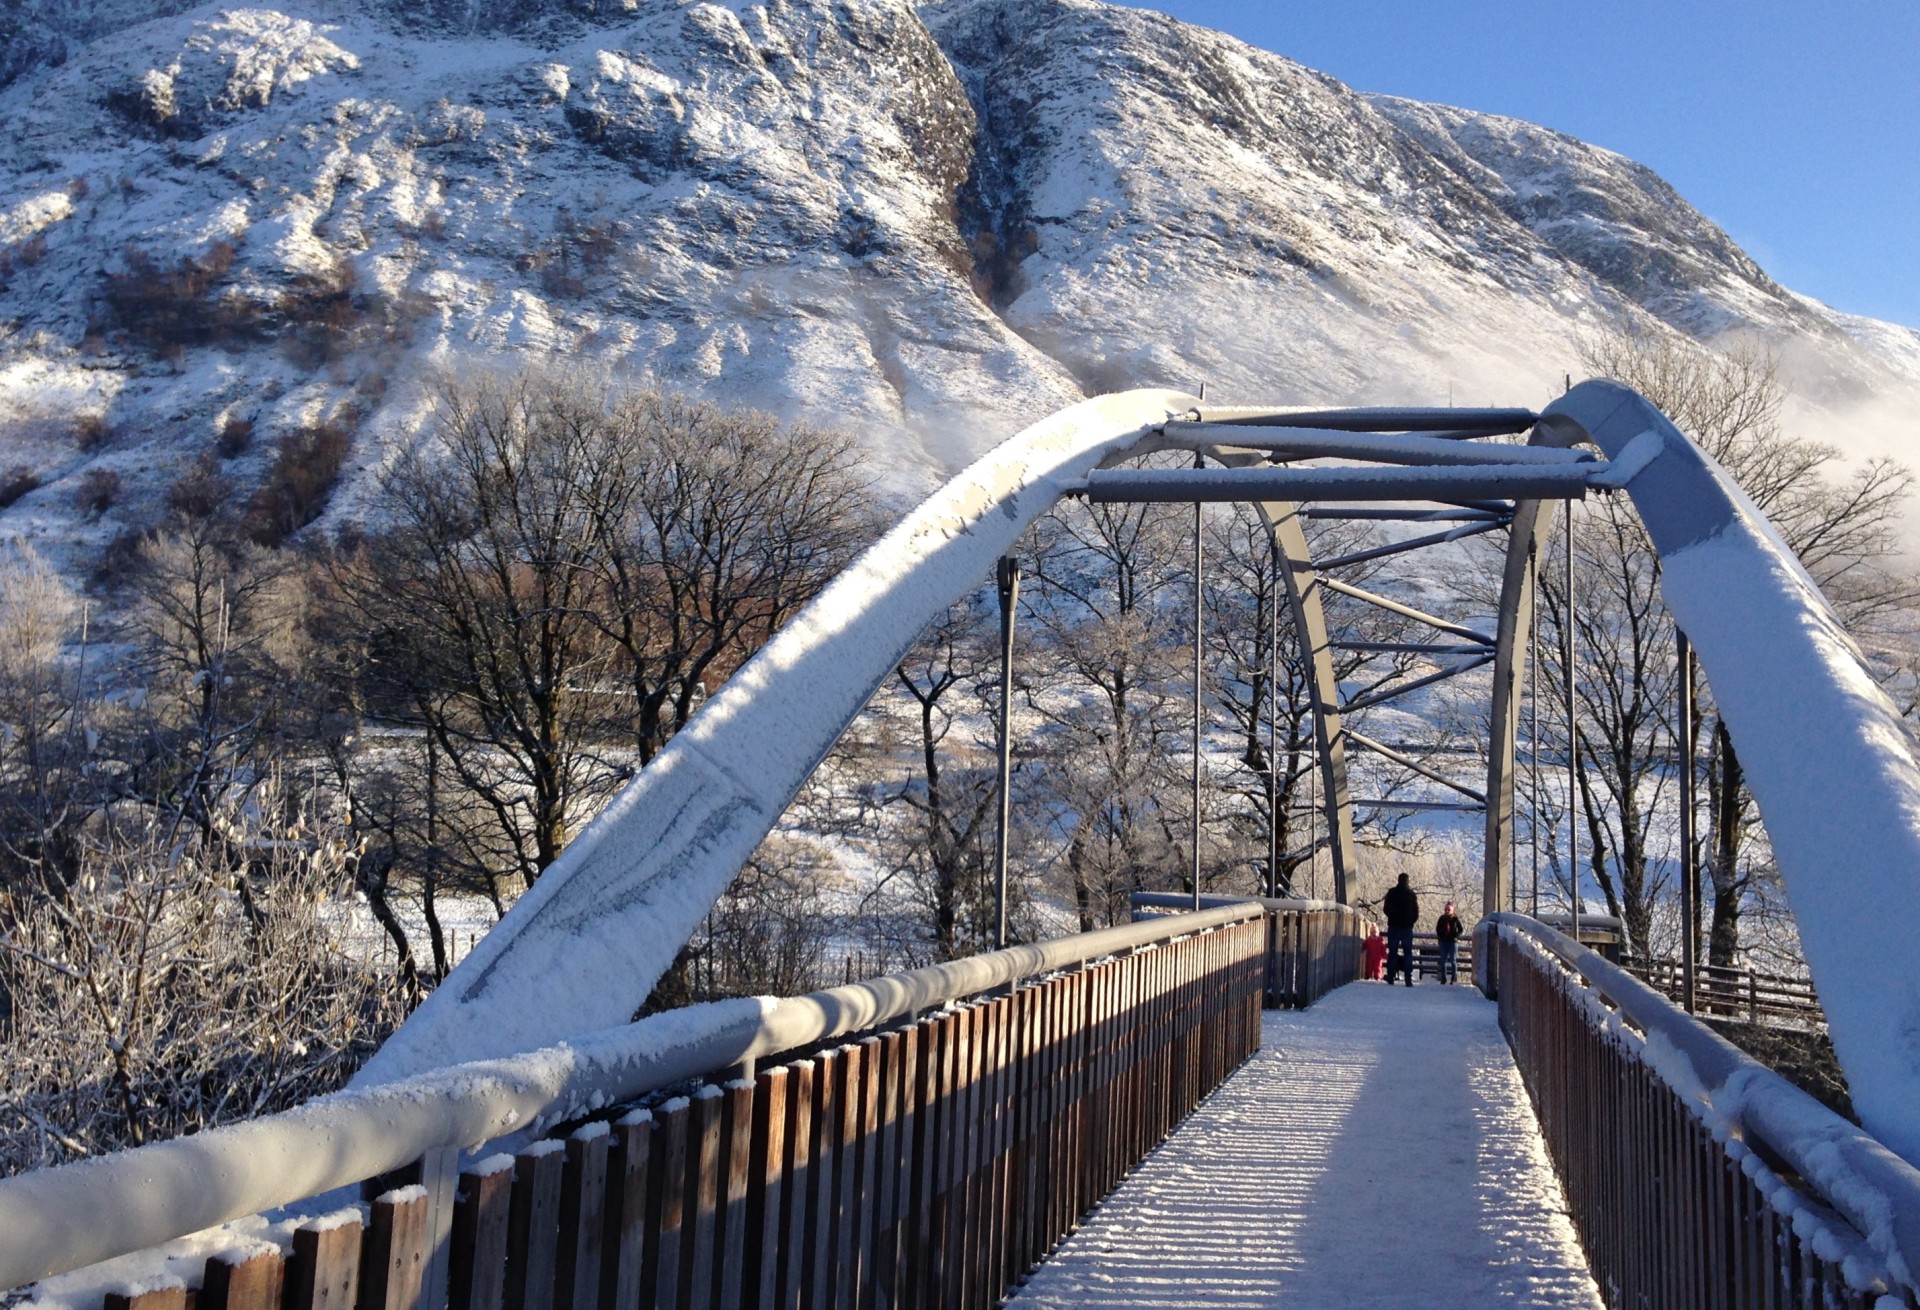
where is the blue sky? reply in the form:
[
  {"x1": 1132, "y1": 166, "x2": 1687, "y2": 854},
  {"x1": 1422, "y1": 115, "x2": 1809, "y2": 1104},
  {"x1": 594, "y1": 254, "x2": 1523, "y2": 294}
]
[{"x1": 1140, "y1": 2, "x2": 1920, "y2": 329}]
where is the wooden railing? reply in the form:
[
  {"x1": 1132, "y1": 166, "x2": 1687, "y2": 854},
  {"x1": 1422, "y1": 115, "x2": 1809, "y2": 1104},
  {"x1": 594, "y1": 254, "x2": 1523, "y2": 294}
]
[
  {"x1": 6, "y1": 907, "x2": 1280, "y2": 1310},
  {"x1": 1128, "y1": 892, "x2": 1372, "y2": 1008},
  {"x1": 416, "y1": 921, "x2": 1263, "y2": 1310},
  {"x1": 1482, "y1": 915, "x2": 1920, "y2": 1309},
  {"x1": 1623, "y1": 957, "x2": 1825, "y2": 1026},
  {"x1": 1406, "y1": 932, "x2": 1473, "y2": 982},
  {"x1": 1268, "y1": 904, "x2": 1371, "y2": 1006}
]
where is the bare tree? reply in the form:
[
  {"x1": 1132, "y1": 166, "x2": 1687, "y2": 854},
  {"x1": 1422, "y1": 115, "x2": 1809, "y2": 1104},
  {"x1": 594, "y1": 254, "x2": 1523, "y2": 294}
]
[
  {"x1": 327, "y1": 368, "x2": 879, "y2": 959},
  {"x1": 327, "y1": 370, "x2": 634, "y2": 893},
  {"x1": 0, "y1": 545, "x2": 87, "y2": 889},
  {"x1": 122, "y1": 521, "x2": 306, "y2": 866},
  {"x1": 1021, "y1": 495, "x2": 1194, "y2": 929},
  {"x1": 647, "y1": 834, "x2": 841, "y2": 1006},
  {"x1": 1532, "y1": 492, "x2": 1676, "y2": 952},
  {"x1": 0, "y1": 538, "x2": 418, "y2": 1172},
  {"x1": 576, "y1": 394, "x2": 877, "y2": 765},
  {"x1": 1581, "y1": 332, "x2": 1916, "y2": 624},
  {"x1": 862, "y1": 588, "x2": 1015, "y2": 962},
  {"x1": 0, "y1": 780, "x2": 403, "y2": 1173}
]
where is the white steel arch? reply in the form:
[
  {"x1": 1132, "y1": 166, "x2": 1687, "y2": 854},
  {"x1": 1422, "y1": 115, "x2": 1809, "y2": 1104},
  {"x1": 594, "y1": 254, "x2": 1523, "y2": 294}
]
[{"x1": 1536, "y1": 380, "x2": 1920, "y2": 1167}]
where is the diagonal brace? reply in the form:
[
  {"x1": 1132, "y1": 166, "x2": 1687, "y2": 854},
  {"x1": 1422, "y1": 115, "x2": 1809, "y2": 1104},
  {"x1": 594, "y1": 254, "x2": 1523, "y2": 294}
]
[
  {"x1": 1346, "y1": 730, "x2": 1489, "y2": 804},
  {"x1": 1341, "y1": 652, "x2": 1496, "y2": 714},
  {"x1": 1313, "y1": 519, "x2": 1507, "y2": 571},
  {"x1": 1320, "y1": 577, "x2": 1496, "y2": 646}
]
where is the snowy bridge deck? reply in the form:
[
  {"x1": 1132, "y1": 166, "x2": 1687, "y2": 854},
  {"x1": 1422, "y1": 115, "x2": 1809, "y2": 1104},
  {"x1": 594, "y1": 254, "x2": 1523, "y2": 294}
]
[{"x1": 1013, "y1": 983, "x2": 1601, "y2": 1309}]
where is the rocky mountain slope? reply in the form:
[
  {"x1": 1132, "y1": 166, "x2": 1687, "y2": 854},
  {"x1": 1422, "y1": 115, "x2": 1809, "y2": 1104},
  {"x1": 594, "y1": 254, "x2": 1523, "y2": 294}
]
[{"x1": 0, "y1": 0, "x2": 1914, "y2": 566}]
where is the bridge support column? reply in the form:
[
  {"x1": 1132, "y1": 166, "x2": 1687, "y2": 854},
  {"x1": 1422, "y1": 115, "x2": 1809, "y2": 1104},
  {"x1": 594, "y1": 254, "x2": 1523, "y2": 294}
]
[
  {"x1": 1483, "y1": 499, "x2": 1553, "y2": 919},
  {"x1": 1260, "y1": 502, "x2": 1357, "y2": 903},
  {"x1": 1193, "y1": 445, "x2": 1357, "y2": 903}
]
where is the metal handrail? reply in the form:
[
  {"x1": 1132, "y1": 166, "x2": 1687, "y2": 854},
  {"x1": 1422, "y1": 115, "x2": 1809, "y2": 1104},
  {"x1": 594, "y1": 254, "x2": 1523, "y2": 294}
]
[
  {"x1": 1130, "y1": 894, "x2": 1372, "y2": 1011},
  {"x1": 0, "y1": 903, "x2": 1262, "y2": 1291},
  {"x1": 1483, "y1": 912, "x2": 1920, "y2": 1292},
  {"x1": 1129, "y1": 890, "x2": 1352, "y2": 914}
]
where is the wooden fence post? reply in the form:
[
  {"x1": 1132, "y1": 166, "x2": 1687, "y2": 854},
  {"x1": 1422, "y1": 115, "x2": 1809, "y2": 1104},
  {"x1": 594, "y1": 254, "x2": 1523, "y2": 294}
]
[
  {"x1": 286, "y1": 1217, "x2": 363, "y2": 1310},
  {"x1": 447, "y1": 1157, "x2": 512, "y2": 1310},
  {"x1": 776, "y1": 1062, "x2": 814, "y2": 1310},
  {"x1": 683, "y1": 1087, "x2": 724, "y2": 1310},
  {"x1": 647, "y1": 1099, "x2": 691, "y2": 1310},
  {"x1": 555, "y1": 1125, "x2": 609, "y2": 1310},
  {"x1": 202, "y1": 1248, "x2": 284, "y2": 1310},
  {"x1": 601, "y1": 1111, "x2": 652, "y2": 1310},
  {"x1": 361, "y1": 1187, "x2": 431, "y2": 1310}
]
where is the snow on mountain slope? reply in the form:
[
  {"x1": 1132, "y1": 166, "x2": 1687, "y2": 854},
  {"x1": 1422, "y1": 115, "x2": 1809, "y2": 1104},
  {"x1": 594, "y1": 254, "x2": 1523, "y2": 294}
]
[
  {"x1": 1366, "y1": 96, "x2": 1803, "y2": 340},
  {"x1": 0, "y1": 0, "x2": 1914, "y2": 570},
  {"x1": 927, "y1": 0, "x2": 1920, "y2": 414},
  {"x1": 0, "y1": 0, "x2": 1081, "y2": 563}
]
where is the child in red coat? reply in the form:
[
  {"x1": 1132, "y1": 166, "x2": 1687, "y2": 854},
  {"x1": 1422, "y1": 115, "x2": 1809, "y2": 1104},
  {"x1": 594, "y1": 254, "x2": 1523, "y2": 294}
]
[{"x1": 1363, "y1": 928, "x2": 1388, "y2": 981}]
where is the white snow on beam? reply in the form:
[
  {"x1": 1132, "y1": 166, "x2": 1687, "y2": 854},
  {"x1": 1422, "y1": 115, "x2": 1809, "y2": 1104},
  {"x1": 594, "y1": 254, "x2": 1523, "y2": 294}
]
[
  {"x1": 1546, "y1": 380, "x2": 1920, "y2": 1168},
  {"x1": 1660, "y1": 523, "x2": 1920, "y2": 1167}
]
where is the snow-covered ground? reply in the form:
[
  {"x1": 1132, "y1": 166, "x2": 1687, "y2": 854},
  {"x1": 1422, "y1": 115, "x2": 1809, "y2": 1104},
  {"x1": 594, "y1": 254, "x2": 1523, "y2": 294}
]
[
  {"x1": 1009, "y1": 984, "x2": 1602, "y2": 1309},
  {"x1": 324, "y1": 888, "x2": 501, "y2": 974}
]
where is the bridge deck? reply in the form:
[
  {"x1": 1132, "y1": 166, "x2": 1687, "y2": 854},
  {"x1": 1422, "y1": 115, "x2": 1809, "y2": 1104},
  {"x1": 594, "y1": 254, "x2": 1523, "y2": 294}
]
[{"x1": 1011, "y1": 983, "x2": 1603, "y2": 1308}]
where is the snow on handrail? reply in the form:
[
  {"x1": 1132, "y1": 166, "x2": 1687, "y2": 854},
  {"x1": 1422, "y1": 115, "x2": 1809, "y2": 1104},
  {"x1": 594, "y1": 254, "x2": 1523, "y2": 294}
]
[
  {"x1": 1486, "y1": 912, "x2": 1920, "y2": 1294},
  {"x1": 0, "y1": 903, "x2": 1260, "y2": 1292},
  {"x1": 1128, "y1": 890, "x2": 1359, "y2": 916}
]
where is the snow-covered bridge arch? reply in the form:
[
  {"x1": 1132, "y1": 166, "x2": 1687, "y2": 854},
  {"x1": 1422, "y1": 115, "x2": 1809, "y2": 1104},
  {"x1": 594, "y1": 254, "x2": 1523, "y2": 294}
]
[
  {"x1": 357, "y1": 383, "x2": 1920, "y2": 1167},
  {"x1": 355, "y1": 389, "x2": 1204, "y2": 1085},
  {"x1": 1536, "y1": 380, "x2": 1920, "y2": 1164}
]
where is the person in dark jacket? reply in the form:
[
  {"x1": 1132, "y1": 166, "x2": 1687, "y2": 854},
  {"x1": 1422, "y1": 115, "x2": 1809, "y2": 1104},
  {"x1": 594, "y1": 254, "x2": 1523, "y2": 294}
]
[
  {"x1": 1434, "y1": 901, "x2": 1464, "y2": 984},
  {"x1": 1382, "y1": 873, "x2": 1418, "y2": 986}
]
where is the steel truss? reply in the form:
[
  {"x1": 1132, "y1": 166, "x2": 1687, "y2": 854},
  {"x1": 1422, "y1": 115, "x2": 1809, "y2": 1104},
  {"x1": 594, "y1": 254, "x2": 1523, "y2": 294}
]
[{"x1": 361, "y1": 385, "x2": 1920, "y2": 1170}]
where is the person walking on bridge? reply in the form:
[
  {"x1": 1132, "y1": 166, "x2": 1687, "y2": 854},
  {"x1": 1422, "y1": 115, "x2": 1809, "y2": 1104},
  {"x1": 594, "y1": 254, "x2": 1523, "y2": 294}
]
[
  {"x1": 1383, "y1": 873, "x2": 1418, "y2": 986},
  {"x1": 1435, "y1": 901, "x2": 1464, "y2": 984}
]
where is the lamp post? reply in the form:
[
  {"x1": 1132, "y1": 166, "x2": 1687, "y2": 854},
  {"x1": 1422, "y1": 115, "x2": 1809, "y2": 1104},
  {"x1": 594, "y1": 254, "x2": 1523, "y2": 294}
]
[
  {"x1": 994, "y1": 555, "x2": 1019, "y2": 949},
  {"x1": 1565, "y1": 500, "x2": 1580, "y2": 948},
  {"x1": 1678, "y1": 629, "x2": 1698, "y2": 1012},
  {"x1": 1191, "y1": 450, "x2": 1204, "y2": 912},
  {"x1": 1267, "y1": 540, "x2": 1281, "y2": 899}
]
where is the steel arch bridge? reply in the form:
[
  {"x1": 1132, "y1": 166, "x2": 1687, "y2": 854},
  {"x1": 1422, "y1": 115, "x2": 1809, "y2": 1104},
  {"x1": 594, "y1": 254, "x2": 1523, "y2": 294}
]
[{"x1": 356, "y1": 383, "x2": 1920, "y2": 1170}]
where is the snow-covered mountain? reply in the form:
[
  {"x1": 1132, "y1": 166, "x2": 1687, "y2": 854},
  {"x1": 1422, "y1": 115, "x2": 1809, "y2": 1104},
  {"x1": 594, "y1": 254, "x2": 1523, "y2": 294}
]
[{"x1": 1, "y1": 0, "x2": 1915, "y2": 563}]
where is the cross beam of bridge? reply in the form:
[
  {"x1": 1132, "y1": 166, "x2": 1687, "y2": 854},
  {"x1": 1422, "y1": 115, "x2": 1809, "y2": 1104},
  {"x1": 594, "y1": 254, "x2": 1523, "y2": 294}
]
[
  {"x1": 1082, "y1": 463, "x2": 1599, "y2": 502},
  {"x1": 1190, "y1": 404, "x2": 1539, "y2": 432},
  {"x1": 1163, "y1": 420, "x2": 1595, "y2": 464}
]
